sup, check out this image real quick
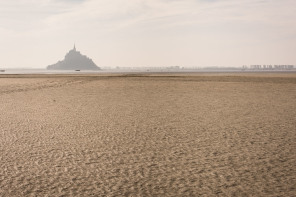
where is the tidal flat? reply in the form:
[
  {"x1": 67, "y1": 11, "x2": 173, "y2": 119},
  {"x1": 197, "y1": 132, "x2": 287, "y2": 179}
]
[{"x1": 0, "y1": 73, "x2": 295, "y2": 196}]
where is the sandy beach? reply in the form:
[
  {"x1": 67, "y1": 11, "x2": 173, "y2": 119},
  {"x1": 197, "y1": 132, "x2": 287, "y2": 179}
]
[{"x1": 0, "y1": 73, "x2": 295, "y2": 196}]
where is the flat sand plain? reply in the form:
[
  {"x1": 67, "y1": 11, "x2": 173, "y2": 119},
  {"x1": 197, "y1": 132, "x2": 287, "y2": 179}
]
[{"x1": 0, "y1": 73, "x2": 295, "y2": 196}]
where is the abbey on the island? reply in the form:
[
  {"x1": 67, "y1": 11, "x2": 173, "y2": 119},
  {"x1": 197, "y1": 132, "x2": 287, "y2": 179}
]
[{"x1": 47, "y1": 45, "x2": 100, "y2": 70}]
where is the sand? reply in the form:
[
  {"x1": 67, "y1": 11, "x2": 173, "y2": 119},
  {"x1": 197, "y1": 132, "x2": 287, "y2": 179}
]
[{"x1": 0, "y1": 73, "x2": 295, "y2": 196}]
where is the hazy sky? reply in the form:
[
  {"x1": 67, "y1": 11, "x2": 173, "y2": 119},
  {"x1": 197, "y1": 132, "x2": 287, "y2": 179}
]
[{"x1": 1, "y1": 0, "x2": 295, "y2": 68}]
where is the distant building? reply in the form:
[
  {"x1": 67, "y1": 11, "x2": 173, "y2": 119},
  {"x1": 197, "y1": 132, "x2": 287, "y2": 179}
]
[
  {"x1": 47, "y1": 45, "x2": 100, "y2": 70},
  {"x1": 248, "y1": 64, "x2": 294, "y2": 70}
]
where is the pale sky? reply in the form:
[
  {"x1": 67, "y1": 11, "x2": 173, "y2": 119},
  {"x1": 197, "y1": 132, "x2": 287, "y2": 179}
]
[{"x1": 1, "y1": 0, "x2": 295, "y2": 68}]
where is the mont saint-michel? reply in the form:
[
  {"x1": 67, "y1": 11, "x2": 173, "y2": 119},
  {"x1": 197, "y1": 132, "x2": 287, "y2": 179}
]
[{"x1": 47, "y1": 45, "x2": 100, "y2": 70}]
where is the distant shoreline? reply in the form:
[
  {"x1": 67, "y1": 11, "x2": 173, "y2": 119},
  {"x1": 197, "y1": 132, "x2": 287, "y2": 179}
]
[{"x1": 1, "y1": 68, "x2": 296, "y2": 75}]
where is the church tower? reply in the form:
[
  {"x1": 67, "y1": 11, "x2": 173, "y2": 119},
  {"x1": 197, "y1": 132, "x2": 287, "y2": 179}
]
[{"x1": 73, "y1": 44, "x2": 76, "y2": 51}]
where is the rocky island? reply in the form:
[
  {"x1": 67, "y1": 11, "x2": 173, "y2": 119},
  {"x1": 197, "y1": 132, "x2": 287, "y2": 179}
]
[{"x1": 47, "y1": 45, "x2": 100, "y2": 70}]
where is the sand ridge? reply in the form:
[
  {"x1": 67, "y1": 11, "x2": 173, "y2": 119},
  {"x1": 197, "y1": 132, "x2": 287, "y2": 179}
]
[{"x1": 0, "y1": 73, "x2": 295, "y2": 196}]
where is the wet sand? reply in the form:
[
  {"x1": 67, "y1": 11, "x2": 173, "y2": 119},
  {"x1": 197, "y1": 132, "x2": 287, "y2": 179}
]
[{"x1": 0, "y1": 73, "x2": 295, "y2": 196}]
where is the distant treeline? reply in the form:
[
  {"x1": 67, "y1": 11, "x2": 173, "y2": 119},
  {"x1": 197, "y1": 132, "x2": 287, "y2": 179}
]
[{"x1": 101, "y1": 65, "x2": 295, "y2": 71}]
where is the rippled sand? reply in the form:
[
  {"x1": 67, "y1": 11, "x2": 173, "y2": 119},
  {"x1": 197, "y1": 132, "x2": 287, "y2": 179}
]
[{"x1": 0, "y1": 73, "x2": 295, "y2": 196}]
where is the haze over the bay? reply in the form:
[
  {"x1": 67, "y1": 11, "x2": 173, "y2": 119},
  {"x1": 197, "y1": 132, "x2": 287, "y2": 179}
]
[{"x1": 1, "y1": 0, "x2": 295, "y2": 68}]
